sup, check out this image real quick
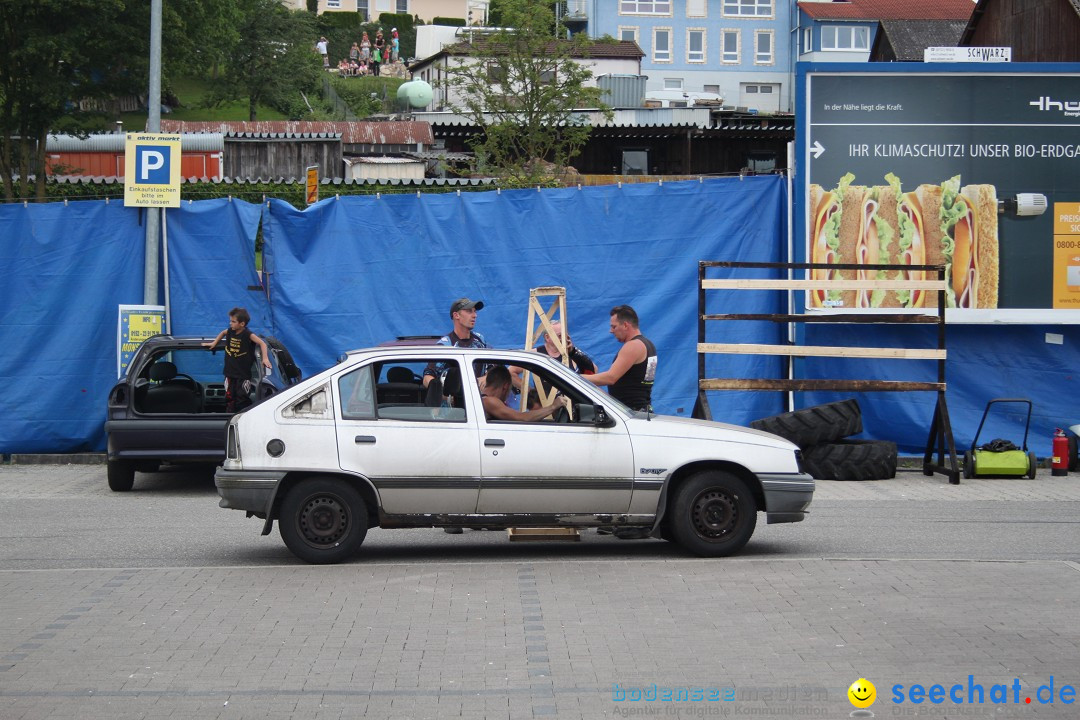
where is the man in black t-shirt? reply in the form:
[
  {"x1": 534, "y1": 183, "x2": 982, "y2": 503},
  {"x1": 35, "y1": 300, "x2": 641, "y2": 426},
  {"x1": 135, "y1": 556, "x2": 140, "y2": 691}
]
[
  {"x1": 204, "y1": 307, "x2": 273, "y2": 412},
  {"x1": 584, "y1": 304, "x2": 657, "y2": 412}
]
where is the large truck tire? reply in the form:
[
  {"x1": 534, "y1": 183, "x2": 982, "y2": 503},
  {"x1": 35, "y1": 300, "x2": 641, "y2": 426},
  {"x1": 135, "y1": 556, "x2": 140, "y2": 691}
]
[
  {"x1": 802, "y1": 439, "x2": 898, "y2": 481},
  {"x1": 750, "y1": 399, "x2": 862, "y2": 449}
]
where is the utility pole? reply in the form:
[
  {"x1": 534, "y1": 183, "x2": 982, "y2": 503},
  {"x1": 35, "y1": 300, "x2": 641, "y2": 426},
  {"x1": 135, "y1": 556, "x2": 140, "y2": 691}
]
[{"x1": 143, "y1": 0, "x2": 163, "y2": 305}]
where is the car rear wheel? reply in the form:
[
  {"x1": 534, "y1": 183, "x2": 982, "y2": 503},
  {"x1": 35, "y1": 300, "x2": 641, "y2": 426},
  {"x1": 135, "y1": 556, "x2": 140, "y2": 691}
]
[
  {"x1": 107, "y1": 460, "x2": 136, "y2": 492},
  {"x1": 669, "y1": 471, "x2": 756, "y2": 557},
  {"x1": 279, "y1": 478, "x2": 368, "y2": 564}
]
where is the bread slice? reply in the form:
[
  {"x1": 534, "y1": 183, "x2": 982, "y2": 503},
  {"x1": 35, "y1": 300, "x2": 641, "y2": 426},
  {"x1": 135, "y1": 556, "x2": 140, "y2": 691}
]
[
  {"x1": 829, "y1": 184, "x2": 862, "y2": 308},
  {"x1": 961, "y1": 184, "x2": 999, "y2": 309}
]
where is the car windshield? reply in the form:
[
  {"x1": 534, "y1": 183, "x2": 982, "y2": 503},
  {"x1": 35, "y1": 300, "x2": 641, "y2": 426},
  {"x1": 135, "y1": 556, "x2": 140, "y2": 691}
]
[{"x1": 142, "y1": 348, "x2": 223, "y2": 384}]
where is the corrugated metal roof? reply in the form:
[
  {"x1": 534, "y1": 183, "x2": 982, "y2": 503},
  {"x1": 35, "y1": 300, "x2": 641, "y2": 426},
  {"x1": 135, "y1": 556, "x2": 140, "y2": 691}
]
[
  {"x1": 440, "y1": 38, "x2": 644, "y2": 59},
  {"x1": 161, "y1": 120, "x2": 433, "y2": 145},
  {"x1": 410, "y1": 108, "x2": 715, "y2": 129},
  {"x1": 799, "y1": 0, "x2": 975, "y2": 20},
  {"x1": 224, "y1": 132, "x2": 341, "y2": 140},
  {"x1": 47, "y1": 175, "x2": 496, "y2": 187},
  {"x1": 46, "y1": 133, "x2": 224, "y2": 152},
  {"x1": 406, "y1": 150, "x2": 474, "y2": 162},
  {"x1": 347, "y1": 156, "x2": 423, "y2": 165}
]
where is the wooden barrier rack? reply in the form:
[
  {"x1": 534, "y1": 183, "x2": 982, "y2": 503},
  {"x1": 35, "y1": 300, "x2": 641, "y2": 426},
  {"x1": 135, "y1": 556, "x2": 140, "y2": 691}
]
[{"x1": 694, "y1": 260, "x2": 960, "y2": 484}]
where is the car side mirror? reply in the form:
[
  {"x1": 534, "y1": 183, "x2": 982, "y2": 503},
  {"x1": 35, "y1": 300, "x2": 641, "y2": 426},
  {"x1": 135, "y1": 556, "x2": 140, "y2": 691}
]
[{"x1": 578, "y1": 404, "x2": 613, "y2": 427}]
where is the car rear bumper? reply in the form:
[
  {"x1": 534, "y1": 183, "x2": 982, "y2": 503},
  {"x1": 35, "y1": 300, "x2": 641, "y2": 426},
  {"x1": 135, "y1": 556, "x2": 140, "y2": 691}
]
[
  {"x1": 759, "y1": 472, "x2": 815, "y2": 524},
  {"x1": 106, "y1": 418, "x2": 228, "y2": 462},
  {"x1": 215, "y1": 468, "x2": 285, "y2": 517}
]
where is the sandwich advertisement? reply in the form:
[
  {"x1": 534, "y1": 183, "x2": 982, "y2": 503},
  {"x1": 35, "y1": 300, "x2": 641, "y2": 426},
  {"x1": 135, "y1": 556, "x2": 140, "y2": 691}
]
[{"x1": 799, "y1": 66, "x2": 1080, "y2": 322}]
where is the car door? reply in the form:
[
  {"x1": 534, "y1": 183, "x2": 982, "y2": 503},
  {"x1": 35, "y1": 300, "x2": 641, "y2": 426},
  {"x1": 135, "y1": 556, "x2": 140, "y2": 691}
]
[
  {"x1": 110, "y1": 342, "x2": 231, "y2": 460},
  {"x1": 474, "y1": 358, "x2": 634, "y2": 514},
  {"x1": 333, "y1": 357, "x2": 481, "y2": 514}
]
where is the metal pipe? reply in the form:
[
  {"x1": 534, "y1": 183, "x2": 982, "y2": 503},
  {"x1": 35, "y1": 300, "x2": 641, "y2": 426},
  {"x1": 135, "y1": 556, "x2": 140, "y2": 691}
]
[{"x1": 143, "y1": 0, "x2": 163, "y2": 305}]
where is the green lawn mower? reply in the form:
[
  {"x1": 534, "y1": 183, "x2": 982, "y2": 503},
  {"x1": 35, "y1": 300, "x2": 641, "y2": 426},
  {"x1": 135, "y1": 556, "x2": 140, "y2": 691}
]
[{"x1": 964, "y1": 398, "x2": 1037, "y2": 479}]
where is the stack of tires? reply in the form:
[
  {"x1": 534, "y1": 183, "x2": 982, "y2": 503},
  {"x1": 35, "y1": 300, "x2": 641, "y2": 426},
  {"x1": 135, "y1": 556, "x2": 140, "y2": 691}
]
[{"x1": 750, "y1": 399, "x2": 897, "y2": 481}]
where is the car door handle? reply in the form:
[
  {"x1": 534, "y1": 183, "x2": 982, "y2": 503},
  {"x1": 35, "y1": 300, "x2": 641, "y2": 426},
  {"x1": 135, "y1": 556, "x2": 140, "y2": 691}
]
[
  {"x1": 484, "y1": 439, "x2": 505, "y2": 447},
  {"x1": 354, "y1": 435, "x2": 377, "y2": 444}
]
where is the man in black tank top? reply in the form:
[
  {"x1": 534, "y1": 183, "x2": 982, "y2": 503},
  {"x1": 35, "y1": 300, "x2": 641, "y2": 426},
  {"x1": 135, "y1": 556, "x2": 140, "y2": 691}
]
[{"x1": 584, "y1": 304, "x2": 657, "y2": 412}]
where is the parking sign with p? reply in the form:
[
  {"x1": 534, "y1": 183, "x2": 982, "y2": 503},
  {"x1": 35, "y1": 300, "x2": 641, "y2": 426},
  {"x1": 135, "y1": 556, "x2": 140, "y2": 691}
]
[{"x1": 124, "y1": 133, "x2": 181, "y2": 207}]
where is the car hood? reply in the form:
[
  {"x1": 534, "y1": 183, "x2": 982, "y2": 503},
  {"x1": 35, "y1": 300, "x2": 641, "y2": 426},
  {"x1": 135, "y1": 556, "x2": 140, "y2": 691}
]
[{"x1": 624, "y1": 414, "x2": 798, "y2": 450}]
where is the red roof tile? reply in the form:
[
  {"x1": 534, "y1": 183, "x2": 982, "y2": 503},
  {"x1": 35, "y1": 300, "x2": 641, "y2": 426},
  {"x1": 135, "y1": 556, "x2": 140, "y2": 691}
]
[{"x1": 798, "y1": 0, "x2": 976, "y2": 21}]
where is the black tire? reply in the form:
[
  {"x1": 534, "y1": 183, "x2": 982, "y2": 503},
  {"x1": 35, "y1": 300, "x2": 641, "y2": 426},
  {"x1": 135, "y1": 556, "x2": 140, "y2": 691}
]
[
  {"x1": 803, "y1": 439, "x2": 897, "y2": 481},
  {"x1": 1069, "y1": 434, "x2": 1078, "y2": 472},
  {"x1": 107, "y1": 460, "x2": 136, "y2": 492},
  {"x1": 1027, "y1": 451, "x2": 1038, "y2": 479},
  {"x1": 963, "y1": 450, "x2": 974, "y2": 479},
  {"x1": 669, "y1": 471, "x2": 757, "y2": 557},
  {"x1": 279, "y1": 478, "x2": 368, "y2": 564},
  {"x1": 750, "y1": 399, "x2": 862, "y2": 448}
]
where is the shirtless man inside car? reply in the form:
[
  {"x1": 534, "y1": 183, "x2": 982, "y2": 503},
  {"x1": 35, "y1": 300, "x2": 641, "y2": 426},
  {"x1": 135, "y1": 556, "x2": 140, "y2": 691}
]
[{"x1": 480, "y1": 365, "x2": 565, "y2": 422}]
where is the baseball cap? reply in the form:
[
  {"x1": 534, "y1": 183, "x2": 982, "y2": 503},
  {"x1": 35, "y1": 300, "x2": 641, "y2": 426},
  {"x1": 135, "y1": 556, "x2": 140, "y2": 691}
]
[{"x1": 450, "y1": 297, "x2": 484, "y2": 315}]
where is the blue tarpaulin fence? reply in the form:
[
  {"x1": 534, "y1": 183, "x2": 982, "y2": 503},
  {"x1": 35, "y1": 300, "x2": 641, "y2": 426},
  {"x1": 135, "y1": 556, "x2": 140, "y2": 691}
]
[{"x1": 1, "y1": 176, "x2": 1077, "y2": 456}]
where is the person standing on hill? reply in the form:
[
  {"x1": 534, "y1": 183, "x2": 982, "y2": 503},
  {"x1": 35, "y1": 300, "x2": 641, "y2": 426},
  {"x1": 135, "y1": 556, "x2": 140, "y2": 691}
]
[{"x1": 360, "y1": 32, "x2": 371, "y2": 62}]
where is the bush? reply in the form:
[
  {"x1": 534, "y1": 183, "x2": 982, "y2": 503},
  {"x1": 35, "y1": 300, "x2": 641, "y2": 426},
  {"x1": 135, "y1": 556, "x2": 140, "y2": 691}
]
[
  {"x1": 432, "y1": 17, "x2": 466, "y2": 26},
  {"x1": 330, "y1": 75, "x2": 405, "y2": 118}
]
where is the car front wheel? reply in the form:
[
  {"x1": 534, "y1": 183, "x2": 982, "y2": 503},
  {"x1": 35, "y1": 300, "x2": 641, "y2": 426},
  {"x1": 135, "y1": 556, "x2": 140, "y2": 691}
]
[
  {"x1": 669, "y1": 471, "x2": 756, "y2": 557},
  {"x1": 279, "y1": 478, "x2": 368, "y2": 564},
  {"x1": 107, "y1": 460, "x2": 136, "y2": 492}
]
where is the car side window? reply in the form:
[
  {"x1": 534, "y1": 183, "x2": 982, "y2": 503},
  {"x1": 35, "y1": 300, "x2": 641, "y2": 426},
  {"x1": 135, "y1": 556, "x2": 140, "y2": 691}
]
[
  {"x1": 340, "y1": 359, "x2": 467, "y2": 422},
  {"x1": 476, "y1": 359, "x2": 595, "y2": 423},
  {"x1": 283, "y1": 384, "x2": 332, "y2": 419},
  {"x1": 339, "y1": 366, "x2": 375, "y2": 420}
]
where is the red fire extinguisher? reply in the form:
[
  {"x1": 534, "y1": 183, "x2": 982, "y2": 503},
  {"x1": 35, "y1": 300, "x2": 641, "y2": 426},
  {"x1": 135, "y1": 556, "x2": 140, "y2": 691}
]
[{"x1": 1052, "y1": 428, "x2": 1069, "y2": 476}]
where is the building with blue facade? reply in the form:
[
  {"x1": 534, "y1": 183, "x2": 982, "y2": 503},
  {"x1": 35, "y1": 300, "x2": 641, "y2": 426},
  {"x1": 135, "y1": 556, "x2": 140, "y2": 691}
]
[{"x1": 584, "y1": 0, "x2": 793, "y2": 113}]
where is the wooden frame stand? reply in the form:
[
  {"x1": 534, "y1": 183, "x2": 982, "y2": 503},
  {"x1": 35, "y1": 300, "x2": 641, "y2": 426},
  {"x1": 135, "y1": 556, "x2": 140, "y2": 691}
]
[
  {"x1": 520, "y1": 286, "x2": 570, "y2": 411},
  {"x1": 696, "y1": 261, "x2": 960, "y2": 484}
]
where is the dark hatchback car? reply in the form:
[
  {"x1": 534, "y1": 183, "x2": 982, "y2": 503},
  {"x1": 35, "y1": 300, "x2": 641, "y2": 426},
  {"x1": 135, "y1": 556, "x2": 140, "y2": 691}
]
[{"x1": 105, "y1": 335, "x2": 301, "y2": 491}]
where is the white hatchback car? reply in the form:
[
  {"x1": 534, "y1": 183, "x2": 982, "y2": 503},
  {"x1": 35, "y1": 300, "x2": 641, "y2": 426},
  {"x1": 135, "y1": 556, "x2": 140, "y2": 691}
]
[{"x1": 215, "y1": 346, "x2": 814, "y2": 564}]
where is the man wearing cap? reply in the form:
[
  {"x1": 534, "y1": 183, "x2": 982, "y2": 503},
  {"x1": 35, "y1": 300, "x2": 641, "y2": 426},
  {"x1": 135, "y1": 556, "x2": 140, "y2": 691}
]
[
  {"x1": 423, "y1": 297, "x2": 487, "y2": 390},
  {"x1": 427, "y1": 297, "x2": 487, "y2": 534}
]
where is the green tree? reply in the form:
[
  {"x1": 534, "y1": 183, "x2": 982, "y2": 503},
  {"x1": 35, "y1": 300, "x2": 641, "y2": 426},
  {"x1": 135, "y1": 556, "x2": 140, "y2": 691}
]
[
  {"x1": 0, "y1": 0, "x2": 144, "y2": 201},
  {"x1": 444, "y1": 0, "x2": 608, "y2": 186},
  {"x1": 205, "y1": 0, "x2": 319, "y2": 121}
]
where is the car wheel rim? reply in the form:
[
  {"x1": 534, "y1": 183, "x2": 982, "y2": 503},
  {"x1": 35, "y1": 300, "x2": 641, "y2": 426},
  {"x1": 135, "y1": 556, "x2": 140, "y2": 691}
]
[
  {"x1": 297, "y1": 494, "x2": 349, "y2": 547},
  {"x1": 690, "y1": 489, "x2": 737, "y2": 540}
]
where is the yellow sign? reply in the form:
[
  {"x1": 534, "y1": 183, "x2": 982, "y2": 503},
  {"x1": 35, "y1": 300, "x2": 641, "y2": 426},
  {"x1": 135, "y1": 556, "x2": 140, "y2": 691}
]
[
  {"x1": 123, "y1": 133, "x2": 181, "y2": 208},
  {"x1": 117, "y1": 304, "x2": 166, "y2": 376},
  {"x1": 306, "y1": 165, "x2": 319, "y2": 205},
  {"x1": 1052, "y1": 203, "x2": 1080, "y2": 308}
]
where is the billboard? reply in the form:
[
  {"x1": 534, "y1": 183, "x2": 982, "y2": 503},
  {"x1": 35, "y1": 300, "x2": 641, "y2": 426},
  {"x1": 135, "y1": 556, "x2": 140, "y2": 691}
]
[{"x1": 798, "y1": 64, "x2": 1080, "y2": 323}]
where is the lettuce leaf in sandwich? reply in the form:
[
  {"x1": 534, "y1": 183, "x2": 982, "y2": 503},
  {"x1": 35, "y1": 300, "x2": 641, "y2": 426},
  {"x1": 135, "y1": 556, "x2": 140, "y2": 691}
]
[{"x1": 938, "y1": 175, "x2": 965, "y2": 308}]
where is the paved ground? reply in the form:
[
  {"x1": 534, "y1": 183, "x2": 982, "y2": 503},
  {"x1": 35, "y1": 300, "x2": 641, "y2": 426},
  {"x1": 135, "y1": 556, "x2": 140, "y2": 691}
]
[{"x1": 1, "y1": 462, "x2": 1079, "y2": 719}]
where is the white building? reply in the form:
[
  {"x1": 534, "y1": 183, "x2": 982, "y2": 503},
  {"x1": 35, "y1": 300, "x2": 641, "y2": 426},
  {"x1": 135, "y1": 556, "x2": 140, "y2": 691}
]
[{"x1": 408, "y1": 38, "x2": 644, "y2": 112}]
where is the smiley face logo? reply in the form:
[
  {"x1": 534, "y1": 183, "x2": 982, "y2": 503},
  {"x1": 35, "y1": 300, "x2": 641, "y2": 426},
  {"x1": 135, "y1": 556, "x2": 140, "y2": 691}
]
[{"x1": 848, "y1": 678, "x2": 876, "y2": 709}]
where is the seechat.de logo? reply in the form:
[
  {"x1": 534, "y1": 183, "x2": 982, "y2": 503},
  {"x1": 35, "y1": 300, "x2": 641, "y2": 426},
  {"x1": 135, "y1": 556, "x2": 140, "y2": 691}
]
[{"x1": 134, "y1": 145, "x2": 171, "y2": 184}]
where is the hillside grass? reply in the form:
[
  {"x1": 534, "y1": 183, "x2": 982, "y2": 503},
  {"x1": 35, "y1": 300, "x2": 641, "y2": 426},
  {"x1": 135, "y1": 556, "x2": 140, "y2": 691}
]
[{"x1": 117, "y1": 76, "x2": 290, "y2": 129}]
